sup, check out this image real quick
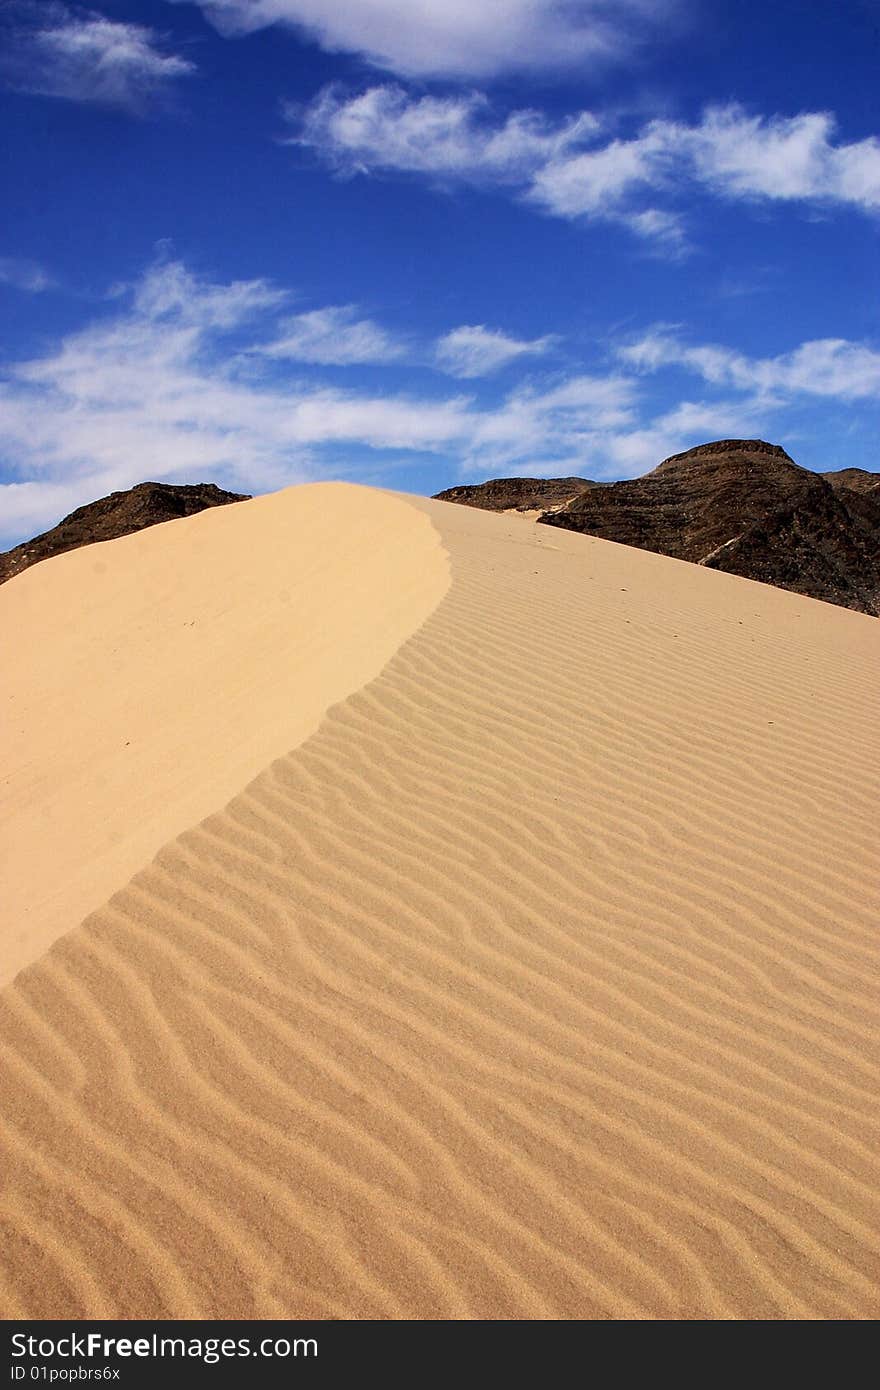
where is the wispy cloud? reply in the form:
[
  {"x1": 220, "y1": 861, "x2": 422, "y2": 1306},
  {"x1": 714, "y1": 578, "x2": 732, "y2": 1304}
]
[
  {"x1": 287, "y1": 84, "x2": 675, "y2": 245},
  {"x1": 260, "y1": 305, "x2": 405, "y2": 364},
  {"x1": 0, "y1": 259, "x2": 471, "y2": 538},
  {"x1": 0, "y1": 3, "x2": 195, "y2": 112},
  {"x1": 129, "y1": 258, "x2": 286, "y2": 325},
  {"x1": 15, "y1": 260, "x2": 864, "y2": 547},
  {"x1": 290, "y1": 88, "x2": 880, "y2": 246},
  {"x1": 461, "y1": 373, "x2": 641, "y2": 474},
  {"x1": 533, "y1": 107, "x2": 880, "y2": 219},
  {"x1": 287, "y1": 85, "x2": 598, "y2": 182},
  {"x1": 682, "y1": 106, "x2": 880, "y2": 210},
  {"x1": 0, "y1": 256, "x2": 54, "y2": 292},
  {"x1": 172, "y1": 0, "x2": 669, "y2": 81},
  {"x1": 620, "y1": 329, "x2": 880, "y2": 400},
  {"x1": 435, "y1": 326, "x2": 555, "y2": 378}
]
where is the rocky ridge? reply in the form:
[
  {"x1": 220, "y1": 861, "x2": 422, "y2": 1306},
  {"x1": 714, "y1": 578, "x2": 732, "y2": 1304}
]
[{"x1": 0, "y1": 482, "x2": 251, "y2": 586}]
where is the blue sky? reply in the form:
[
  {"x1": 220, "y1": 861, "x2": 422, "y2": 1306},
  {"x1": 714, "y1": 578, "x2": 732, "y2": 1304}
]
[{"x1": 1, "y1": 0, "x2": 878, "y2": 545}]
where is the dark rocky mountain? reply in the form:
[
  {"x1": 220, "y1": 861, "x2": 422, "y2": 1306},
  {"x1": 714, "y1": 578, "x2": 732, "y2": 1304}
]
[
  {"x1": 433, "y1": 476, "x2": 597, "y2": 512},
  {"x1": 543, "y1": 441, "x2": 814, "y2": 561},
  {"x1": 821, "y1": 468, "x2": 879, "y2": 495},
  {"x1": 0, "y1": 481, "x2": 251, "y2": 586},
  {"x1": 438, "y1": 441, "x2": 880, "y2": 615}
]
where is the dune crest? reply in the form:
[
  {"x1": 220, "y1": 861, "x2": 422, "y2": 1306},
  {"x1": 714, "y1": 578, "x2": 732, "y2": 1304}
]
[
  {"x1": 1, "y1": 491, "x2": 879, "y2": 1319},
  {"x1": 0, "y1": 484, "x2": 449, "y2": 986}
]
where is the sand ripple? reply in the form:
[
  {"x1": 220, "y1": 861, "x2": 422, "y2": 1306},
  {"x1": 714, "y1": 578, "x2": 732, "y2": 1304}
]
[{"x1": 1, "y1": 493, "x2": 878, "y2": 1318}]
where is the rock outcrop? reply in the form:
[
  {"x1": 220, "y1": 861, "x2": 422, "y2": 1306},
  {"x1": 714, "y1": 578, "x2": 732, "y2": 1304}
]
[
  {"x1": 433, "y1": 476, "x2": 596, "y2": 513},
  {"x1": 437, "y1": 442, "x2": 880, "y2": 615},
  {"x1": 821, "y1": 468, "x2": 879, "y2": 495},
  {"x1": 0, "y1": 481, "x2": 251, "y2": 586}
]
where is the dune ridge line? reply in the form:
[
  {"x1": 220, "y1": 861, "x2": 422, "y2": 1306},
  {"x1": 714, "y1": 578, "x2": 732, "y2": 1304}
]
[{"x1": 0, "y1": 483, "x2": 450, "y2": 986}]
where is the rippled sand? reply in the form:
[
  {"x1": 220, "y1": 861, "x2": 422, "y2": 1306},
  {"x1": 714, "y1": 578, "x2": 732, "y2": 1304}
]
[{"x1": 1, "y1": 485, "x2": 878, "y2": 1319}]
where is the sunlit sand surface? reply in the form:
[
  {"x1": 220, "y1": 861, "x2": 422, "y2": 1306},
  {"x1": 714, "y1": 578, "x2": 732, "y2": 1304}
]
[{"x1": 1, "y1": 485, "x2": 878, "y2": 1319}]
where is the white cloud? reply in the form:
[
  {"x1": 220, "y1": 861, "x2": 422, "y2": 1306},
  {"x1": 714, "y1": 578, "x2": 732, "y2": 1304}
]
[
  {"x1": 0, "y1": 257, "x2": 53, "y2": 292},
  {"x1": 288, "y1": 84, "x2": 598, "y2": 182},
  {"x1": 0, "y1": 259, "x2": 476, "y2": 539},
  {"x1": 683, "y1": 107, "x2": 880, "y2": 211},
  {"x1": 435, "y1": 325, "x2": 554, "y2": 378},
  {"x1": 528, "y1": 133, "x2": 662, "y2": 216},
  {"x1": 527, "y1": 104, "x2": 880, "y2": 220},
  {"x1": 461, "y1": 374, "x2": 641, "y2": 475},
  {"x1": 454, "y1": 372, "x2": 769, "y2": 482},
  {"x1": 172, "y1": 0, "x2": 667, "y2": 80},
  {"x1": 289, "y1": 85, "x2": 677, "y2": 243},
  {"x1": 526, "y1": 129, "x2": 687, "y2": 248},
  {"x1": 6, "y1": 260, "x2": 847, "y2": 549},
  {"x1": 0, "y1": 259, "x2": 653, "y2": 542},
  {"x1": 620, "y1": 329, "x2": 880, "y2": 401},
  {"x1": 596, "y1": 407, "x2": 759, "y2": 475},
  {"x1": 129, "y1": 260, "x2": 285, "y2": 325},
  {"x1": 260, "y1": 305, "x2": 405, "y2": 364},
  {"x1": 1, "y1": 4, "x2": 195, "y2": 111},
  {"x1": 291, "y1": 90, "x2": 880, "y2": 245}
]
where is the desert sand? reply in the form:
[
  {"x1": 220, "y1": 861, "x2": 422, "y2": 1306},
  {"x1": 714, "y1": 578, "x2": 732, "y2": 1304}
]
[
  {"x1": 0, "y1": 485, "x2": 448, "y2": 986},
  {"x1": 1, "y1": 483, "x2": 878, "y2": 1319}
]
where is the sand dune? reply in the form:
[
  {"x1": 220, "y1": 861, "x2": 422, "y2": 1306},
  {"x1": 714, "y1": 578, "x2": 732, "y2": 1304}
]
[
  {"x1": 1, "y1": 485, "x2": 879, "y2": 1319},
  {"x1": 0, "y1": 484, "x2": 448, "y2": 986}
]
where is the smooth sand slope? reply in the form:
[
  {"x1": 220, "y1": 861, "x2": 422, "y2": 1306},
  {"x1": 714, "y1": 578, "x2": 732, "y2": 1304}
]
[
  {"x1": 1, "y1": 485, "x2": 879, "y2": 1319},
  {"x1": 0, "y1": 484, "x2": 448, "y2": 986}
]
